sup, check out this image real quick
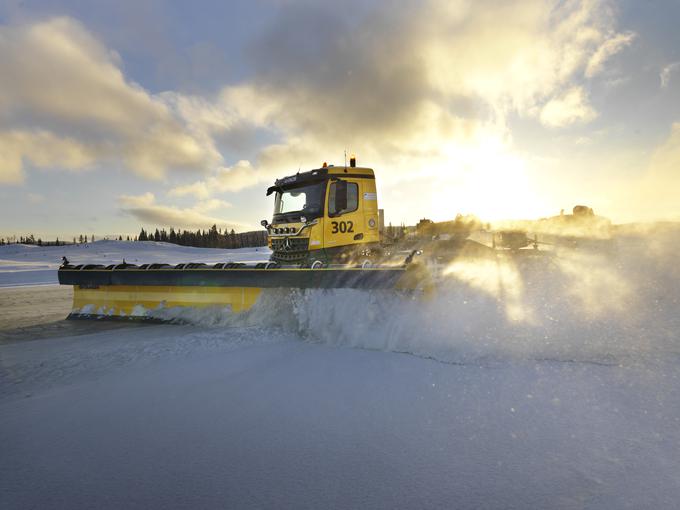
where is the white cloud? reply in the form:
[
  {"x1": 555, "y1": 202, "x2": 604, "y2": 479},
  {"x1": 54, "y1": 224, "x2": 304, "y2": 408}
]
[
  {"x1": 168, "y1": 181, "x2": 212, "y2": 200},
  {"x1": 169, "y1": 160, "x2": 260, "y2": 199},
  {"x1": 0, "y1": 17, "x2": 220, "y2": 183},
  {"x1": 0, "y1": 3, "x2": 634, "y2": 224},
  {"x1": 193, "y1": 198, "x2": 232, "y2": 213},
  {"x1": 660, "y1": 62, "x2": 680, "y2": 88},
  {"x1": 118, "y1": 193, "x2": 244, "y2": 230},
  {"x1": 585, "y1": 31, "x2": 635, "y2": 78},
  {"x1": 584, "y1": 122, "x2": 680, "y2": 222},
  {"x1": 185, "y1": 0, "x2": 632, "y2": 192},
  {"x1": 0, "y1": 129, "x2": 97, "y2": 184},
  {"x1": 118, "y1": 192, "x2": 156, "y2": 209},
  {"x1": 636, "y1": 122, "x2": 680, "y2": 219},
  {"x1": 540, "y1": 87, "x2": 597, "y2": 127}
]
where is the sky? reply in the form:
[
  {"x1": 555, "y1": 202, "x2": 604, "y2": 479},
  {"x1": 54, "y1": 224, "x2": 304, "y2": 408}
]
[{"x1": 0, "y1": 0, "x2": 679, "y2": 239}]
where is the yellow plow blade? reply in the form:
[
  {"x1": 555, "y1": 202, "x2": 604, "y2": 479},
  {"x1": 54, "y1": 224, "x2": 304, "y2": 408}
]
[{"x1": 71, "y1": 285, "x2": 262, "y2": 318}]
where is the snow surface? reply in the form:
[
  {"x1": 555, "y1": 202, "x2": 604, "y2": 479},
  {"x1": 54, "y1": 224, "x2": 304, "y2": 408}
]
[
  {"x1": 0, "y1": 240, "x2": 270, "y2": 287},
  {"x1": 1, "y1": 232, "x2": 680, "y2": 509}
]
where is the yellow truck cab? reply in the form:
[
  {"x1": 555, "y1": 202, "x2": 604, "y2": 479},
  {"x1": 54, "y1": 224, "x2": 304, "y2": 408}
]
[{"x1": 262, "y1": 158, "x2": 381, "y2": 266}]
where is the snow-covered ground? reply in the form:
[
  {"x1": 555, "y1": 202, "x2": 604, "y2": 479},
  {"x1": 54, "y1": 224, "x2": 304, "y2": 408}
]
[
  {"x1": 1, "y1": 232, "x2": 680, "y2": 509},
  {"x1": 0, "y1": 240, "x2": 270, "y2": 287}
]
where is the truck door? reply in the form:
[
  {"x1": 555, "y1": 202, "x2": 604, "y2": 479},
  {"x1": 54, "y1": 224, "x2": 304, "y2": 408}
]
[{"x1": 323, "y1": 179, "x2": 365, "y2": 253}]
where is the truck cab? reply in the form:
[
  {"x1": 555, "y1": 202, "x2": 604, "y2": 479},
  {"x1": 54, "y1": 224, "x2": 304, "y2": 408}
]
[{"x1": 263, "y1": 160, "x2": 381, "y2": 266}]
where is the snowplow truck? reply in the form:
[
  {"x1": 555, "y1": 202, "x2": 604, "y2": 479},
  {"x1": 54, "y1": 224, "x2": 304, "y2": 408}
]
[
  {"x1": 263, "y1": 157, "x2": 381, "y2": 267},
  {"x1": 57, "y1": 157, "x2": 431, "y2": 319}
]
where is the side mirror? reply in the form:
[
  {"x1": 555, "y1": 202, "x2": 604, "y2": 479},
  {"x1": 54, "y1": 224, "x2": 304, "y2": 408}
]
[
  {"x1": 334, "y1": 180, "x2": 348, "y2": 212},
  {"x1": 260, "y1": 219, "x2": 269, "y2": 228}
]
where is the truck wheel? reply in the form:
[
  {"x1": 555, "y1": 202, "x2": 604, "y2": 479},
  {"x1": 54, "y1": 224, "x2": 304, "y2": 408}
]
[
  {"x1": 360, "y1": 260, "x2": 372, "y2": 269},
  {"x1": 310, "y1": 260, "x2": 324, "y2": 269}
]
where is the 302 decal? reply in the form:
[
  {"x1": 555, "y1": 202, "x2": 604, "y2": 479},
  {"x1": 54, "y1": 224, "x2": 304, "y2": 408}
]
[{"x1": 331, "y1": 221, "x2": 354, "y2": 234}]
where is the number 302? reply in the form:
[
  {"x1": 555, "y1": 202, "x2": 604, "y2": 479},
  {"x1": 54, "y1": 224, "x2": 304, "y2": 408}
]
[{"x1": 331, "y1": 221, "x2": 354, "y2": 234}]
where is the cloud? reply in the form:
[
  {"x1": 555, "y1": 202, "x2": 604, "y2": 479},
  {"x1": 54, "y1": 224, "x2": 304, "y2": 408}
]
[
  {"x1": 0, "y1": 3, "x2": 634, "y2": 225},
  {"x1": 169, "y1": 160, "x2": 260, "y2": 198},
  {"x1": 118, "y1": 193, "x2": 244, "y2": 230},
  {"x1": 540, "y1": 87, "x2": 597, "y2": 127},
  {"x1": 0, "y1": 129, "x2": 97, "y2": 184},
  {"x1": 186, "y1": 0, "x2": 632, "y2": 192},
  {"x1": 118, "y1": 192, "x2": 156, "y2": 209},
  {"x1": 599, "y1": 121, "x2": 680, "y2": 222},
  {"x1": 660, "y1": 62, "x2": 680, "y2": 88},
  {"x1": 193, "y1": 198, "x2": 232, "y2": 213},
  {"x1": 0, "y1": 17, "x2": 220, "y2": 183},
  {"x1": 585, "y1": 31, "x2": 635, "y2": 78},
  {"x1": 168, "y1": 181, "x2": 211, "y2": 200},
  {"x1": 636, "y1": 123, "x2": 680, "y2": 219},
  {"x1": 245, "y1": 0, "x2": 628, "y2": 120}
]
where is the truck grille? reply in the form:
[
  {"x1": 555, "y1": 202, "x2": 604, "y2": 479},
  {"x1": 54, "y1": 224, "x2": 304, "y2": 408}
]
[{"x1": 271, "y1": 237, "x2": 310, "y2": 263}]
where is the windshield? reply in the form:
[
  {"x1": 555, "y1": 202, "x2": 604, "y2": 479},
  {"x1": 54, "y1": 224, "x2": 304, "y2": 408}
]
[{"x1": 274, "y1": 182, "x2": 325, "y2": 219}]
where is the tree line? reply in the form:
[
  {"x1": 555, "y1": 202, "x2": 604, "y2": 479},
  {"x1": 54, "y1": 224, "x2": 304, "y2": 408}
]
[
  {"x1": 137, "y1": 224, "x2": 267, "y2": 249},
  {"x1": 1, "y1": 226, "x2": 266, "y2": 249},
  {"x1": 1, "y1": 235, "x2": 69, "y2": 246},
  {"x1": 1, "y1": 234, "x2": 103, "y2": 246}
]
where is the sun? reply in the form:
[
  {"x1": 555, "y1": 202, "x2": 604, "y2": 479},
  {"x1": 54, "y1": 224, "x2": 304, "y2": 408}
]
[{"x1": 424, "y1": 136, "x2": 548, "y2": 223}]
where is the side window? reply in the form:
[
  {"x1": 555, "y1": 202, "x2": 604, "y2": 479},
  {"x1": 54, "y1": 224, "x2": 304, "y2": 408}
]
[
  {"x1": 328, "y1": 182, "x2": 359, "y2": 216},
  {"x1": 347, "y1": 183, "x2": 358, "y2": 212}
]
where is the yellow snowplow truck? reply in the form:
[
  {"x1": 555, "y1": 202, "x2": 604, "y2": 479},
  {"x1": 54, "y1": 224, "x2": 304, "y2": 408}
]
[
  {"x1": 57, "y1": 157, "x2": 431, "y2": 319},
  {"x1": 263, "y1": 157, "x2": 382, "y2": 267}
]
